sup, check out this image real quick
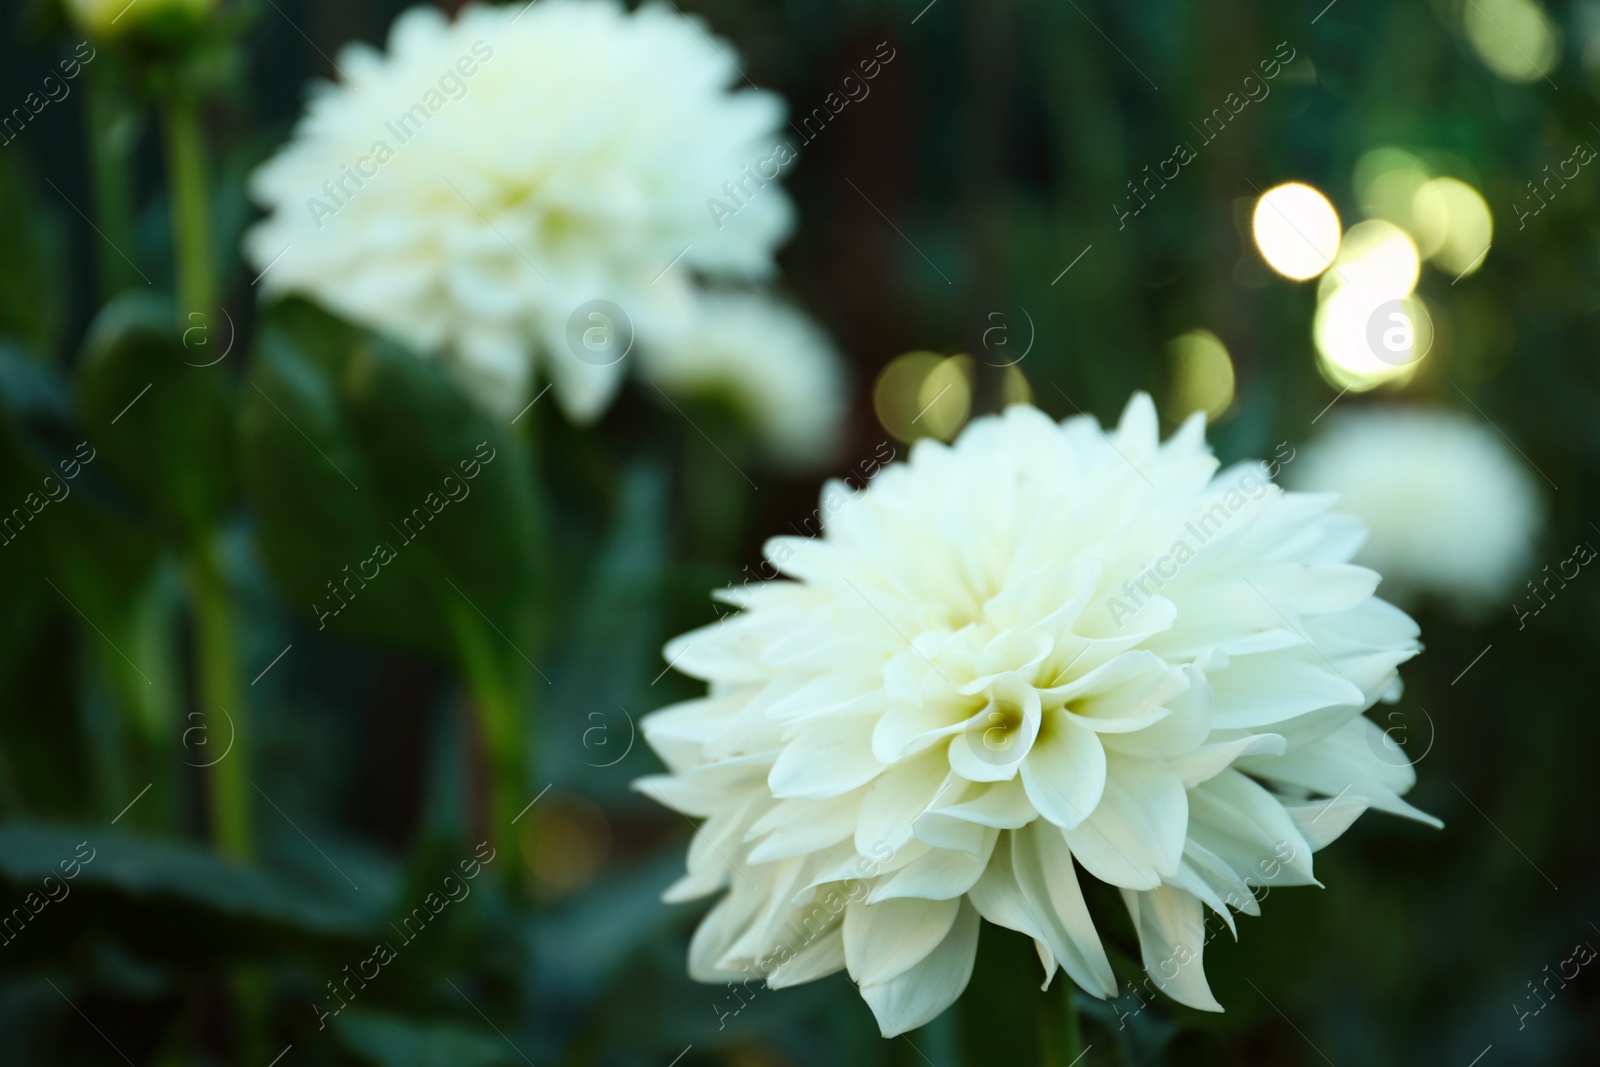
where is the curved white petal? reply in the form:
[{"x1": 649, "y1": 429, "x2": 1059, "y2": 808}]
[
  {"x1": 1062, "y1": 758, "x2": 1186, "y2": 889},
  {"x1": 860, "y1": 900, "x2": 981, "y2": 1037},
  {"x1": 1011, "y1": 823, "x2": 1118, "y2": 997},
  {"x1": 844, "y1": 895, "x2": 960, "y2": 988},
  {"x1": 1122, "y1": 885, "x2": 1222, "y2": 1012},
  {"x1": 1020, "y1": 714, "x2": 1106, "y2": 829}
]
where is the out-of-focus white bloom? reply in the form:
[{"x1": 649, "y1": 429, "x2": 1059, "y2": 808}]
[
  {"x1": 245, "y1": 1, "x2": 794, "y2": 421},
  {"x1": 1291, "y1": 406, "x2": 1542, "y2": 612},
  {"x1": 64, "y1": 0, "x2": 215, "y2": 37},
  {"x1": 642, "y1": 293, "x2": 847, "y2": 466},
  {"x1": 638, "y1": 395, "x2": 1434, "y2": 1037}
]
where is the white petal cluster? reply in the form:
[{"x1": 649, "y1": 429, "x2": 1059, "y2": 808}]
[
  {"x1": 245, "y1": 0, "x2": 804, "y2": 423},
  {"x1": 1290, "y1": 406, "x2": 1542, "y2": 613},
  {"x1": 641, "y1": 293, "x2": 847, "y2": 466},
  {"x1": 638, "y1": 396, "x2": 1435, "y2": 1036}
]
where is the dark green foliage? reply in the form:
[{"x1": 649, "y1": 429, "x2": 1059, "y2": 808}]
[{"x1": 0, "y1": 0, "x2": 1597, "y2": 1064}]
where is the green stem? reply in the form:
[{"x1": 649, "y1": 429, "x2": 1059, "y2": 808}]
[
  {"x1": 162, "y1": 92, "x2": 212, "y2": 318},
  {"x1": 103, "y1": 574, "x2": 184, "y2": 835},
  {"x1": 449, "y1": 603, "x2": 530, "y2": 891},
  {"x1": 190, "y1": 533, "x2": 251, "y2": 859},
  {"x1": 1039, "y1": 979, "x2": 1083, "y2": 1067},
  {"x1": 85, "y1": 68, "x2": 140, "y2": 300},
  {"x1": 1061, "y1": 981, "x2": 1083, "y2": 1064}
]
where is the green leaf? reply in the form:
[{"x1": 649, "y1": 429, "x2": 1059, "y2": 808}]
[
  {"x1": 0, "y1": 338, "x2": 180, "y2": 757},
  {"x1": 0, "y1": 345, "x2": 173, "y2": 820},
  {"x1": 545, "y1": 460, "x2": 672, "y2": 795},
  {"x1": 336, "y1": 1010, "x2": 515, "y2": 1067},
  {"x1": 74, "y1": 292, "x2": 235, "y2": 542},
  {"x1": 0, "y1": 823, "x2": 384, "y2": 937},
  {"x1": 240, "y1": 298, "x2": 540, "y2": 657},
  {"x1": 0, "y1": 154, "x2": 65, "y2": 357}
]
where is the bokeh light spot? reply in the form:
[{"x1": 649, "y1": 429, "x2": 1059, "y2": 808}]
[
  {"x1": 1464, "y1": 0, "x2": 1560, "y2": 83},
  {"x1": 1319, "y1": 219, "x2": 1421, "y2": 302},
  {"x1": 1354, "y1": 147, "x2": 1431, "y2": 233},
  {"x1": 1312, "y1": 218, "x2": 1429, "y2": 391},
  {"x1": 524, "y1": 792, "x2": 611, "y2": 902},
  {"x1": 1253, "y1": 182, "x2": 1342, "y2": 280},
  {"x1": 1315, "y1": 288, "x2": 1434, "y2": 391},
  {"x1": 1001, "y1": 364, "x2": 1032, "y2": 408},
  {"x1": 1164, "y1": 330, "x2": 1235, "y2": 421},
  {"x1": 1412, "y1": 177, "x2": 1493, "y2": 277},
  {"x1": 874, "y1": 352, "x2": 973, "y2": 443}
]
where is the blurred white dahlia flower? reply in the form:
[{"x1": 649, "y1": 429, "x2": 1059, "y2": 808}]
[
  {"x1": 637, "y1": 395, "x2": 1436, "y2": 1036},
  {"x1": 244, "y1": 0, "x2": 797, "y2": 421},
  {"x1": 641, "y1": 293, "x2": 847, "y2": 467},
  {"x1": 1289, "y1": 406, "x2": 1542, "y2": 613}
]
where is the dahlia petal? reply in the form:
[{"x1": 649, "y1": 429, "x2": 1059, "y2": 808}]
[
  {"x1": 1114, "y1": 391, "x2": 1161, "y2": 463},
  {"x1": 1183, "y1": 840, "x2": 1261, "y2": 917},
  {"x1": 1010, "y1": 823, "x2": 1118, "y2": 997},
  {"x1": 1020, "y1": 715, "x2": 1106, "y2": 829},
  {"x1": 1257, "y1": 563, "x2": 1381, "y2": 615},
  {"x1": 844, "y1": 896, "x2": 961, "y2": 987},
  {"x1": 1163, "y1": 410, "x2": 1208, "y2": 457},
  {"x1": 984, "y1": 560, "x2": 1099, "y2": 634},
  {"x1": 868, "y1": 829, "x2": 996, "y2": 902},
  {"x1": 766, "y1": 924, "x2": 845, "y2": 988},
  {"x1": 661, "y1": 625, "x2": 768, "y2": 685},
  {"x1": 1062, "y1": 758, "x2": 1186, "y2": 889},
  {"x1": 872, "y1": 694, "x2": 974, "y2": 763},
  {"x1": 639, "y1": 694, "x2": 748, "y2": 770},
  {"x1": 1122, "y1": 885, "x2": 1223, "y2": 1012},
  {"x1": 723, "y1": 859, "x2": 807, "y2": 963},
  {"x1": 947, "y1": 721, "x2": 1026, "y2": 783},
  {"x1": 1147, "y1": 582, "x2": 1304, "y2": 660},
  {"x1": 968, "y1": 834, "x2": 1050, "y2": 951},
  {"x1": 1281, "y1": 511, "x2": 1369, "y2": 566},
  {"x1": 666, "y1": 796, "x2": 765, "y2": 902},
  {"x1": 910, "y1": 808, "x2": 998, "y2": 856},
  {"x1": 927, "y1": 777, "x2": 1037, "y2": 829},
  {"x1": 1308, "y1": 595, "x2": 1420, "y2": 652},
  {"x1": 860, "y1": 900, "x2": 981, "y2": 1037},
  {"x1": 1169, "y1": 857, "x2": 1238, "y2": 937},
  {"x1": 768, "y1": 716, "x2": 885, "y2": 800},
  {"x1": 853, "y1": 751, "x2": 951, "y2": 856},
  {"x1": 1283, "y1": 793, "x2": 1372, "y2": 851},
  {"x1": 1209, "y1": 655, "x2": 1365, "y2": 729},
  {"x1": 1040, "y1": 649, "x2": 1179, "y2": 708},
  {"x1": 631, "y1": 770, "x2": 731, "y2": 818},
  {"x1": 1169, "y1": 733, "x2": 1287, "y2": 788},
  {"x1": 542, "y1": 335, "x2": 630, "y2": 423},
  {"x1": 1073, "y1": 591, "x2": 1178, "y2": 645},
  {"x1": 957, "y1": 629, "x2": 1055, "y2": 694},
  {"x1": 793, "y1": 840, "x2": 900, "y2": 897},
  {"x1": 746, "y1": 792, "x2": 863, "y2": 862},
  {"x1": 689, "y1": 892, "x2": 756, "y2": 981},
  {"x1": 767, "y1": 672, "x2": 882, "y2": 722},
  {"x1": 1100, "y1": 661, "x2": 1214, "y2": 760},
  {"x1": 1187, "y1": 770, "x2": 1318, "y2": 887},
  {"x1": 1238, "y1": 716, "x2": 1442, "y2": 829}
]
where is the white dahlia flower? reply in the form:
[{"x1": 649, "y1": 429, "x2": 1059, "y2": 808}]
[
  {"x1": 1289, "y1": 406, "x2": 1542, "y2": 613},
  {"x1": 244, "y1": 0, "x2": 795, "y2": 421},
  {"x1": 641, "y1": 293, "x2": 847, "y2": 467},
  {"x1": 637, "y1": 395, "x2": 1437, "y2": 1036}
]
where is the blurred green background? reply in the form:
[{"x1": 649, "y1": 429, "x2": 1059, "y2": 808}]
[{"x1": 0, "y1": 0, "x2": 1596, "y2": 1064}]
